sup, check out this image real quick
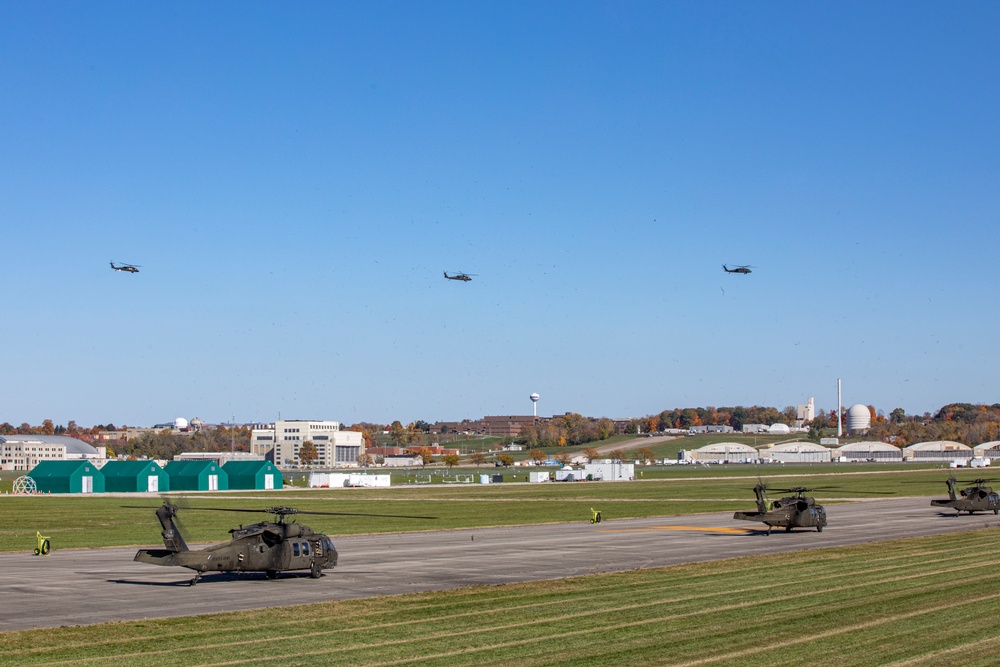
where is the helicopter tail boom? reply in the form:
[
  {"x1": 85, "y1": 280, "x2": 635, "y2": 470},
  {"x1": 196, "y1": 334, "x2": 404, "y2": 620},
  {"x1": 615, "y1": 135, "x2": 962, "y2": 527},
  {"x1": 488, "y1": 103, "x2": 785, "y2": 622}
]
[{"x1": 154, "y1": 503, "x2": 189, "y2": 552}]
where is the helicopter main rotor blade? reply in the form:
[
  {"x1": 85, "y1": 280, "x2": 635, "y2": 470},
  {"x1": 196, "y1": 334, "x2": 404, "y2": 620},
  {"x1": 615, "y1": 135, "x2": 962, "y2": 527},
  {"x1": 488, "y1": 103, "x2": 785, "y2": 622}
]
[{"x1": 151, "y1": 506, "x2": 437, "y2": 520}]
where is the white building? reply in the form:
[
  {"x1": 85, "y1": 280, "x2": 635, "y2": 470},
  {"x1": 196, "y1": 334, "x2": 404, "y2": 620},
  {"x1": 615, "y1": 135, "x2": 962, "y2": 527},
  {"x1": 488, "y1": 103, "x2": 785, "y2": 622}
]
[
  {"x1": 973, "y1": 441, "x2": 1000, "y2": 459},
  {"x1": 583, "y1": 461, "x2": 635, "y2": 481},
  {"x1": 251, "y1": 420, "x2": 364, "y2": 468},
  {"x1": 796, "y1": 397, "x2": 815, "y2": 427},
  {"x1": 761, "y1": 441, "x2": 832, "y2": 463},
  {"x1": 0, "y1": 435, "x2": 105, "y2": 471},
  {"x1": 833, "y1": 441, "x2": 902, "y2": 462},
  {"x1": 903, "y1": 440, "x2": 972, "y2": 462},
  {"x1": 687, "y1": 442, "x2": 759, "y2": 463}
]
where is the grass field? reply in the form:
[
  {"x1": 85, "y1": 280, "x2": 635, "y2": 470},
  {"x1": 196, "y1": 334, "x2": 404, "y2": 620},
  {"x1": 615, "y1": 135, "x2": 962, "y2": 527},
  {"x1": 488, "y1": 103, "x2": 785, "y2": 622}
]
[
  {"x1": 0, "y1": 464, "x2": 956, "y2": 551},
  {"x1": 2, "y1": 529, "x2": 999, "y2": 666},
  {"x1": 1, "y1": 465, "x2": 955, "y2": 546}
]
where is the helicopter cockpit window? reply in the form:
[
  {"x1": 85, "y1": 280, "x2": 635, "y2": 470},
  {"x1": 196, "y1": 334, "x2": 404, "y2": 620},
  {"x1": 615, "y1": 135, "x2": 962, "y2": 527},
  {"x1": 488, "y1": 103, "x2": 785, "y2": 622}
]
[
  {"x1": 293, "y1": 543, "x2": 300, "y2": 558},
  {"x1": 302, "y1": 541, "x2": 310, "y2": 557},
  {"x1": 325, "y1": 537, "x2": 336, "y2": 552}
]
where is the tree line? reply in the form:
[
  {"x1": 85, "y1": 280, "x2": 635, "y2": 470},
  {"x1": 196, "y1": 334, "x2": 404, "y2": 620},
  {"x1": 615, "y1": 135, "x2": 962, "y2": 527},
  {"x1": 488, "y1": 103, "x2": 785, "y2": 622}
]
[{"x1": 7, "y1": 402, "x2": 1000, "y2": 460}]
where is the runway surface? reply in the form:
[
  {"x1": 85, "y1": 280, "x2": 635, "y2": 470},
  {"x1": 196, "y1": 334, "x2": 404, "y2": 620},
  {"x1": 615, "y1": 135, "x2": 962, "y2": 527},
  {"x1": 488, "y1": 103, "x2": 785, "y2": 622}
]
[{"x1": 1, "y1": 497, "x2": 996, "y2": 632}]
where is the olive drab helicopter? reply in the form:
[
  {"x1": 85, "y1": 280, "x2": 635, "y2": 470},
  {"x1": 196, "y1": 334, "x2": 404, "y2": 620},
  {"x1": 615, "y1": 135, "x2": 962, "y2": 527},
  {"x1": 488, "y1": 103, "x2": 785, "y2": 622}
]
[
  {"x1": 110, "y1": 261, "x2": 140, "y2": 273},
  {"x1": 132, "y1": 502, "x2": 433, "y2": 585},
  {"x1": 733, "y1": 483, "x2": 827, "y2": 534},
  {"x1": 443, "y1": 271, "x2": 475, "y2": 282},
  {"x1": 930, "y1": 477, "x2": 1000, "y2": 515},
  {"x1": 722, "y1": 264, "x2": 753, "y2": 274}
]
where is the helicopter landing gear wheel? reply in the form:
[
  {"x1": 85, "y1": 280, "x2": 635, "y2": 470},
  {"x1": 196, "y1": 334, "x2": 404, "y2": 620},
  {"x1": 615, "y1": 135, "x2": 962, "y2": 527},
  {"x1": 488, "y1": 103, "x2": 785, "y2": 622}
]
[
  {"x1": 190, "y1": 573, "x2": 201, "y2": 586},
  {"x1": 310, "y1": 563, "x2": 322, "y2": 579},
  {"x1": 784, "y1": 524, "x2": 792, "y2": 532},
  {"x1": 816, "y1": 525, "x2": 823, "y2": 532},
  {"x1": 266, "y1": 570, "x2": 278, "y2": 580}
]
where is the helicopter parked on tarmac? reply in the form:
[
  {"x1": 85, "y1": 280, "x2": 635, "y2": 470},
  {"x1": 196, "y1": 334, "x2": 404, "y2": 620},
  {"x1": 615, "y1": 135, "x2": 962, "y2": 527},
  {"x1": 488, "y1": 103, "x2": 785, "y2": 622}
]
[
  {"x1": 131, "y1": 502, "x2": 433, "y2": 585},
  {"x1": 733, "y1": 483, "x2": 827, "y2": 534},
  {"x1": 930, "y1": 477, "x2": 1000, "y2": 515}
]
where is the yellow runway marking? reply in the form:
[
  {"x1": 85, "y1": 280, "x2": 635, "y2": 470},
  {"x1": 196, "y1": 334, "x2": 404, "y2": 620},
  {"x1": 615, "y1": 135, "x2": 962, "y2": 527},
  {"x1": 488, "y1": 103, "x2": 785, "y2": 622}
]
[{"x1": 598, "y1": 526, "x2": 752, "y2": 535}]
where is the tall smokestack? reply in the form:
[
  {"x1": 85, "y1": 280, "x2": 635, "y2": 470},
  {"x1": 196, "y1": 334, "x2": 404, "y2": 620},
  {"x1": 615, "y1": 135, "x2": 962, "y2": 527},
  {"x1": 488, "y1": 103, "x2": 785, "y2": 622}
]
[{"x1": 837, "y1": 378, "x2": 842, "y2": 437}]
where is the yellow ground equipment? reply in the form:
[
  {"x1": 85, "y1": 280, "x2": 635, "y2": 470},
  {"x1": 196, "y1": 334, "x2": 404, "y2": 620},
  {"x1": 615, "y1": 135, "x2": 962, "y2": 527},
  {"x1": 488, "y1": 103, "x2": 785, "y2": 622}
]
[{"x1": 34, "y1": 531, "x2": 51, "y2": 556}]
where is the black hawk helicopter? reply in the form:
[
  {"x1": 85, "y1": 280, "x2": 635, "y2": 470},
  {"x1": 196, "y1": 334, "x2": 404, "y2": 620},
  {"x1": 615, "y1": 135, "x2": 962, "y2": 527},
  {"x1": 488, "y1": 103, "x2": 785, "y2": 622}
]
[
  {"x1": 110, "y1": 261, "x2": 140, "y2": 273},
  {"x1": 733, "y1": 483, "x2": 827, "y2": 534},
  {"x1": 132, "y1": 502, "x2": 433, "y2": 585},
  {"x1": 930, "y1": 476, "x2": 1000, "y2": 515},
  {"x1": 722, "y1": 264, "x2": 753, "y2": 274},
  {"x1": 443, "y1": 271, "x2": 475, "y2": 282}
]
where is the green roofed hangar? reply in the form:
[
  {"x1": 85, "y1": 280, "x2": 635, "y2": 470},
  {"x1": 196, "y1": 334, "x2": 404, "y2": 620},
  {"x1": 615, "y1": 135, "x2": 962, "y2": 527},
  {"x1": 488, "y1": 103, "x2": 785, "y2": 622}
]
[
  {"x1": 165, "y1": 460, "x2": 228, "y2": 491},
  {"x1": 101, "y1": 460, "x2": 170, "y2": 493},
  {"x1": 222, "y1": 460, "x2": 283, "y2": 490},
  {"x1": 29, "y1": 460, "x2": 105, "y2": 493}
]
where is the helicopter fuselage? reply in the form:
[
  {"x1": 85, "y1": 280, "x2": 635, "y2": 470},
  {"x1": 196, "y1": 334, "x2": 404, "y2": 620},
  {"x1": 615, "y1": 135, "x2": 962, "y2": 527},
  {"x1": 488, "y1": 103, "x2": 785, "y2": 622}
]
[
  {"x1": 930, "y1": 478, "x2": 1000, "y2": 514},
  {"x1": 135, "y1": 522, "x2": 338, "y2": 576},
  {"x1": 133, "y1": 504, "x2": 338, "y2": 582},
  {"x1": 733, "y1": 485, "x2": 827, "y2": 533}
]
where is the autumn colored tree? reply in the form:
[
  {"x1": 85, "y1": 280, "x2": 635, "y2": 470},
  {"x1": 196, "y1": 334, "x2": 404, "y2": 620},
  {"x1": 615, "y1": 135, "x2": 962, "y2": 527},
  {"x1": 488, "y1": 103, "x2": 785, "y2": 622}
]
[
  {"x1": 389, "y1": 421, "x2": 406, "y2": 445},
  {"x1": 636, "y1": 448, "x2": 655, "y2": 465},
  {"x1": 298, "y1": 441, "x2": 319, "y2": 466},
  {"x1": 417, "y1": 447, "x2": 434, "y2": 467},
  {"x1": 441, "y1": 453, "x2": 460, "y2": 468},
  {"x1": 583, "y1": 447, "x2": 600, "y2": 462},
  {"x1": 528, "y1": 449, "x2": 547, "y2": 465},
  {"x1": 357, "y1": 453, "x2": 374, "y2": 467},
  {"x1": 609, "y1": 449, "x2": 627, "y2": 463},
  {"x1": 469, "y1": 452, "x2": 486, "y2": 468},
  {"x1": 555, "y1": 452, "x2": 572, "y2": 466},
  {"x1": 406, "y1": 423, "x2": 425, "y2": 445},
  {"x1": 596, "y1": 418, "x2": 616, "y2": 440},
  {"x1": 496, "y1": 453, "x2": 514, "y2": 467}
]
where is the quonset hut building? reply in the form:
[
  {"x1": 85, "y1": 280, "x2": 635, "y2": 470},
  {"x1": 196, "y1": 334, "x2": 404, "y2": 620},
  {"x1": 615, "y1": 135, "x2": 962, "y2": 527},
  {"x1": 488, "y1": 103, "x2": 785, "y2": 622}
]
[{"x1": 833, "y1": 441, "x2": 902, "y2": 462}]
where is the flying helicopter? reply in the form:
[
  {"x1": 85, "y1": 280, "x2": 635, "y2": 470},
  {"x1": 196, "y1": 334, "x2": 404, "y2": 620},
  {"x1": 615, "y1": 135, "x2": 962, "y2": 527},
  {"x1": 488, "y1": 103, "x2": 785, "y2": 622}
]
[
  {"x1": 733, "y1": 483, "x2": 827, "y2": 534},
  {"x1": 131, "y1": 502, "x2": 433, "y2": 585},
  {"x1": 110, "y1": 261, "x2": 140, "y2": 273},
  {"x1": 443, "y1": 271, "x2": 475, "y2": 282},
  {"x1": 930, "y1": 476, "x2": 1000, "y2": 515},
  {"x1": 722, "y1": 264, "x2": 753, "y2": 274}
]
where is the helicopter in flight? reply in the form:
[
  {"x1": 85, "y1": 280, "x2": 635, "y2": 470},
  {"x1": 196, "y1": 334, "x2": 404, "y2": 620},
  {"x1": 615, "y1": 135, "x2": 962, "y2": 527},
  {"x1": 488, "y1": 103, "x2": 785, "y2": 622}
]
[
  {"x1": 443, "y1": 271, "x2": 475, "y2": 282},
  {"x1": 110, "y1": 261, "x2": 140, "y2": 273},
  {"x1": 733, "y1": 483, "x2": 827, "y2": 534},
  {"x1": 132, "y1": 502, "x2": 433, "y2": 585},
  {"x1": 722, "y1": 264, "x2": 753, "y2": 274},
  {"x1": 930, "y1": 476, "x2": 1000, "y2": 515}
]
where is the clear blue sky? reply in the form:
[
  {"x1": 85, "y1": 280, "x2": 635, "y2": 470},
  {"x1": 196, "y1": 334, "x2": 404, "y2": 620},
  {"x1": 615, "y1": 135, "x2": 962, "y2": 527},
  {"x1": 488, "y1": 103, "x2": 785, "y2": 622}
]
[{"x1": 2, "y1": 2, "x2": 998, "y2": 427}]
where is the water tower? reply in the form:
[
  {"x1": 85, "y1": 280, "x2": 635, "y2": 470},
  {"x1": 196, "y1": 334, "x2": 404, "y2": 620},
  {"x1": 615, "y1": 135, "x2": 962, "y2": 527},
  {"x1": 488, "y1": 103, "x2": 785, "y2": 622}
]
[{"x1": 530, "y1": 393, "x2": 540, "y2": 418}]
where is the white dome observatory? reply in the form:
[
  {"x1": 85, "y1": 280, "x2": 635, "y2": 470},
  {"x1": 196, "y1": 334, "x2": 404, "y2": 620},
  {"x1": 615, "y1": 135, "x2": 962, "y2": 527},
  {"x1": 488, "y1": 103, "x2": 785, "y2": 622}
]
[
  {"x1": 847, "y1": 405, "x2": 871, "y2": 434},
  {"x1": 174, "y1": 417, "x2": 189, "y2": 430}
]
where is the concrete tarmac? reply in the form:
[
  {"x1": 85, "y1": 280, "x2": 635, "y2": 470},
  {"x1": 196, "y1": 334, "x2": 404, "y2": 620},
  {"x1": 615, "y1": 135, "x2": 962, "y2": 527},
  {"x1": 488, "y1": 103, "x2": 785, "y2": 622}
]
[{"x1": 1, "y1": 497, "x2": 996, "y2": 633}]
